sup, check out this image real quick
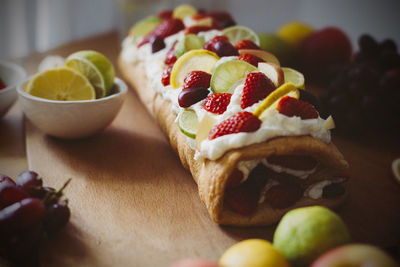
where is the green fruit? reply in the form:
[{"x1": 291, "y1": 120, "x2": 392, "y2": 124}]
[
  {"x1": 175, "y1": 34, "x2": 205, "y2": 58},
  {"x1": 211, "y1": 60, "x2": 257, "y2": 93},
  {"x1": 130, "y1": 16, "x2": 162, "y2": 42},
  {"x1": 222, "y1": 25, "x2": 260, "y2": 46},
  {"x1": 258, "y1": 33, "x2": 292, "y2": 64},
  {"x1": 273, "y1": 206, "x2": 351, "y2": 267},
  {"x1": 178, "y1": 109, "x2": 199, "y2": 139}
]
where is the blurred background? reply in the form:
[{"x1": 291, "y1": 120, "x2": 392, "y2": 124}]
[{"x1": 1, "y1": 0, "x2": 399, "y2": 59}]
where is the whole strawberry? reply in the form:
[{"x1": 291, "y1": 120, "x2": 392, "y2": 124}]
[
  {"x1": 277, "y1": 96, "x2": 319, "y2": 119},
  {"x1": 234, "y1": 39, "x2": 261, "y2": 50},
  {"x1": 203, "y1": 93, "x2": 232, "y2": 114},
  {"x1": 208, "y1": 111, "x2": 261, "y2": 140},
  {"x1": 238, "y1": 53, "x2": 265, "y2": 67},
  {"x1": 138, "y1": 18, "x2": 184, "y2": 47},
  {"x1": 241, "y1": 72, "x2": 275, "y2": 109},
  {"x1": 182, "y1": 71, "x2": 211, "y2": 90}
]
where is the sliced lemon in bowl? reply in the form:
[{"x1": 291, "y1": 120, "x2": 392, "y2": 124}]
[
  {"x1": 253, "y1": 82, "x2": 299, "y2": 118},
  {"x1": 222, "y1": 25, "x2": 260, "y2": 46},
  {"x1": 27, "y1": 67, "x2": 96, "y2": 101},
  {"x1": 282, "y1": 67, "x2": 305, "y2": 89},
  {"x1": 211, "y1": 60, "x2": 257, "y2": 93},
  {"x1": 65, "y1": 50, "x2": 115, "y2": 98},
  {"x1": 170, "y1": 49, "x2": 219, "y2": 89}
]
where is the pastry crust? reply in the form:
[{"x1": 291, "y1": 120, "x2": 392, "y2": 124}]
[{"x1": 118, "y1": 56, "x2": 349, "y2": 226}]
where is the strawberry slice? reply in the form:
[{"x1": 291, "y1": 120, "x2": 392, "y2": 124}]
[
  {"x1": 267, "y1": 155, "x2": 318, "y2": 171},
  {"x1": 184, "y1": 25, "x2": 218, "y2": 35},
  {"x1": 241, "y1": 72, "x2": 276, "y2": 109},
  {"x1": 203, "y1": 93, "x2": 232, "y2": 114},
  {"x1": 208, "y1": 111, "x2": 261, "y2": 140},
  {"x1": 264, "y1": 183, "x2": 303, "y2": 209},
  {"x1": 238, "y1": 53, "x2": 265, "y2": 67},
  {"x1": 277, "y1": 96, "x2": 319, "y2": 119},
  {"x1": 161, "y1": 64, "x2": 174, "y2": 86},
  {"x1": 164, "y1": 41, "x2": 178, "y2": 65},
  {"x1": 138, "y1": 18, "x2": 184, "y2": 47},
  {"x1": 157, "y1": 10, "x2": 173, "y2": 19},
  {"x1": 234, "y1": 39, "x2": 261, "y2": 50},
  {"x1": 182, "y1": 71, "x2": 211, "y2": 90}
]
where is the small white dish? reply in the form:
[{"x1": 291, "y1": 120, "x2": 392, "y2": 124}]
[
  {"x1": 0, "y1": 61, "x2": 27, "y2": 118},
  {"x1": 17, "y1": 77, "x2": 127, "y2": 139}
]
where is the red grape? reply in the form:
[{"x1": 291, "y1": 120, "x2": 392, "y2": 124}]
[
  {"x1": 178, "y1": 87, "x2": 209, "y2": 108},
  {"x1": 213, "y1": 39, "x2": 238, "y2": 57},
  {"x1": 16, "y1": 170, "x2": 42, "y2": 195},
  {"x1": 44, "y1": 201, "x2": 70, "y2": 234},
  {"x1": 0, "y1": 174, "x2": 15, "y2": 187},
  {"x1": 150, "y1": 35, "x2": 165, "y2": 53},
  {"x1": 0, "y1": 185, "x2": 28, "y2": 210}
]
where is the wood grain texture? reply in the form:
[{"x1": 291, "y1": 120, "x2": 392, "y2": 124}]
[{"x1": 10, "y1": 31, "x2": 400, "y2": 266}]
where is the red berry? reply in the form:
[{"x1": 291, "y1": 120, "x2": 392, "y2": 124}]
[
  {"x1": 241, "y1": 72, "x2": 275, "y2": 109},
  {"x1": 161, "y1": 64, "x2": 174, "y2": 86},
  {"x1": 138, "y1": 18, "x2": 184, "y2": 47},
  {"x1": 234, "y1": 39, "x2": 261, "y2": 50},
  {"x1": 164, "y1": 41, "x2": 178, "y2": 65},
  {"x1": 203, "y1": 93, "x2": 232, "y2": 114},
  {"x1": 203, "y1": 35, "x2": 229, "y2": 52},
  {"x1": 208, "y1": 111, "x2": 261, "y2": 140},
  {"x1": 193, "y1": 13, "x2": 207, "y2": 20},
  {"x1": 238, "y1": 53, "x2": 265, "y2": 67},
  {"x1": 267, "y1": 155, "x2": 318, "y2": 170},
  {"x1": 265, "y1": 183, "x2": 303, "y2": 209},
  {"x1": 277, "y1": 96, "x2": 319, "y2": 119},
  {"x1": 157, "y1": 10, "x2": 173, "y2": 19},
  {"x1": 184, "y1": 25, "x2": 217, "y2": 35},
  {"x1": 182, "y1": 71, "x2": 211, "y2": 90}
]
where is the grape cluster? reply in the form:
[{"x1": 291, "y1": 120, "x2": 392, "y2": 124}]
[
  {"x1": 0, "y1": 171, "x2": 71, "y2": 266},
  {"x1": 320, "y1": 34, "x2": 400, "y2": 136}
]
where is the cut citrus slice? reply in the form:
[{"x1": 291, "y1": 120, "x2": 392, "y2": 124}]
[
  {"x1": 65, "y1": 50, "x2": 115, "y2": 98},
  {"x1": 253, "y1": 82, "x2": 299, "y2": 118},
  {"x1": 170, "y1": 49, "x2": 219, "y2": 89},
  {"x1": 175, "y1": 34, "x2": 205, "y2": 58},
  {"x1": 172, "y1": 4, "x2": 197, "y2": 20},
  {"x1": 323, "y1": 115, "x2": 335, "y2": 130},
  {"x1": 282, "y1": 67, "x2": 305, "y2": 89},
  {"x1": 129, "y1": 16, "x2": 162, "y2": 43},
  {"x1": 196, "y1": 114, "x2": 217, "y2": 150},
  {"x1": 222, "y1": 25, "x2": 260, "y2": 46},
  {"x1": 27, "y1": 67, "x2": 95, "y2": 101},
  {"x1": 178, "y1": 109, "x2": 199, "y2": 139},
  {"x1": 211, "y1": 60, "x2": 257, "y2": 93}
]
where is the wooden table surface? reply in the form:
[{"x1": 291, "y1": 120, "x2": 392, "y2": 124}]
[{"x1": 1, "y1": 31, "x2": 400, "y2": 267}]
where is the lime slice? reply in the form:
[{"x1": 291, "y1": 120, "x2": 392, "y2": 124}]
[
  {"x1": 65, "y1": 50, "x2": 115, "y2": 98},
  {"x1": 253, "y1": 82, "x2": 299, "y2": 118},
  {"x1": 222, "y1": 25, "x2": 260, "y2": 46},
  {"x1": 175, "y1": 34, "x2": 205, "y2": 58},
  {"x1": 178, "y1": 109, "x2": 199, "y2": 139},
  {"x1": 211, "y1": 60, "x2": 257, "y2": 93},
  {"x1": 129, "y1": 16, "x2": 162, "y2": 43},
  {"x1": 195, "y1": 114, "x2": 217, "y2": 150},
  {"x1": 27, "y1": 67, "x2": 95, "y2": 101},
  {"x1": 173, "y1": 4, "x2": 197, "y2": 20},
  {"x1": 170, "y1": 49, "x2": 219, "y2": 89},
  {"x1": 282, "y1": 67, "x2": 305, "y2": 89}
]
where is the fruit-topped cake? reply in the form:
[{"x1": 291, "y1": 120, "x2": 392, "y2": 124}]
[{"x1": 118, "y1": 5, "x2": 349, "y2": 226}]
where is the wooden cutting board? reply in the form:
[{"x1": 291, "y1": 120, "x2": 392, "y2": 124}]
[{"x1": 19, "y1": 32, "x2": 400, "y2": 266}]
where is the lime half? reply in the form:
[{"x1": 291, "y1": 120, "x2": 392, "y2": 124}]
[
  {"x1": 175, "y1": 34, "x2": 205, "y2": 58},
  {"x1": 66, "y1": 50, "x2": 115, "y2": 98},
  {"x1": 178, "y1": 109, "x2": 199, "y2": 139},
  {"x1": 130, "y1": 16, "x2": 162, "y2": 43},
  {"x1": 222, "y1": 25, "x2": 260, "y2": 46},
  {"x1": 211, "y1": 60, "x2": 257, "y2": 93},
  {"x1": 283, "y1": 67, "x2": 305, "y2": 89},
  {"x1": 27, "y1": 67, "x2": 95, "y2": 101}
]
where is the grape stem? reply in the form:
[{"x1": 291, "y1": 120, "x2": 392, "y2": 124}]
[{"x1": 43, "y1": 178, "x2": 72, "y2": 207}]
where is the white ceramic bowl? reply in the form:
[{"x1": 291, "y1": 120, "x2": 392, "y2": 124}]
[
  {"x1": 17, "y1": 77, "x2": 127, "y2": 139},
  {"x1": 0, "y1": 61, "x2": 27, "y2": 118}
]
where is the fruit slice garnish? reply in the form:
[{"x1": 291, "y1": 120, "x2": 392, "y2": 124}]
[
  {"x1": 129, "y1": 16, "x2": 162, "y2": 43},
  {"x1": 195, "y1": 114, "x2": 217, "y2": 150},
  {"x1": 391, "y1": 158, "x2": 400, "y2": 184},
  {"x1": 178, "y1": 109, "x2": 199, "y2": 139},
  {"x1": 211, "y1": 60, "x2": 257, "y2": 93},
  {"x1": 253, "y1": 82, "x2": 299, "y2": 118},
  {"x1": 172, "y1": 4, "x2": 197, "y2": 20},
  {"x1": 258, "y1": 62, "x2": 285, "y2": 87},
  {"x1": 175, "y1": 34, "x2": 205, "y2": 58},
  {"x1": 222, "y1": 25, "x2": 260, "y2": 46},
  {"x1": 282, "y1": 67, "x2": 305, "y2": 89},
  {"x1": 27, "y1": 67, "x2": 96, "y2": 101},
  {"x1": 238, "y1": 49, "x2": 280, "y2": 66},
  {"x1": 65, "y1": 50, "x2": 115, "y2": 98},
  {"x1": 170, "y1": 49, "x2": 219, "y2": 89},
  {"x1": 323, "y1": 115, "x2": 335, "y2": 130}
]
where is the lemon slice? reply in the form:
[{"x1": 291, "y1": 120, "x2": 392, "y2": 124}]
[
  {"x1": 222, "y1": 25, "x2": 260, "y2": 46},
  {"x1": 130, "y1": 16, "x2": 162, "y2": 43},
  {"x1": 173, "y1": 4, "x2": 197, "y2": 20},
  {"x1": 195, "y1": 114, "x2": 217, "y2": 150},
  {"x1": 253, "y1": 82, "x2": 299, "y2": 118},
  {"x1": 211, "y1": 60, "x2": 257, "y2": 93},
  {"x1": 66, "y1": 50, "x2": 115, "y2": 98},
  {"x1": 170, "y1": 49, "x2": 219, "y2": 89},
  {"x1": 27, "y1": 67, "x2": 95, "y2": 101},
  {"x1": 282, "y1": 67, "x2": 305, "y2": 89},
  {"x1": 178, "y1": 109, "x2": 199, "y2": 139}
]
